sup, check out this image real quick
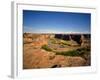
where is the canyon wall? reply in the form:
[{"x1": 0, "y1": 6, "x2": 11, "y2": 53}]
[
  {"x1": 55, "y1": 34, "x2": 90, "y2": 47},
  {"x1": 23, "y1": 33, "x2": 90, "y2": 47}
]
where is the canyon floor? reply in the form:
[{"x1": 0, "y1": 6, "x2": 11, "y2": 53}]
[{"x1": 23, "y1": 33, "x2": 91, "y2": 69}]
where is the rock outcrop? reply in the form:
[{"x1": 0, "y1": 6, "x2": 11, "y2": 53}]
[
  {"x1": 81, "y1": 35, "x2": 90, "y2": 47},
  {"x1": 55, "y1": 34, "x2": 90, "y2": 45},
  {"x1": 23, "y1": 48, "x2": 86, "y2": 69},
  {"x1": 23, "y1": 33, "x2": 49, "y2": 47}
]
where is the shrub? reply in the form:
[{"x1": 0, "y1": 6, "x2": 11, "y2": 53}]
[
  {"x1": 55, "y1": 48, "x2": 88, "y2": 57},
  {"x1": 77, "y1": 47, "x2": 90, "y2": 53},
  {"x1": 56, "y1": 50, "x2": 80, "y2": 56},
  {"x1": 41, "y1": 45, "x2": 52, "y2": 51}
]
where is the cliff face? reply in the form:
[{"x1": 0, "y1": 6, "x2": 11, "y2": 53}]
[
  {"x1": 24, "y1": 33, "x2": 50, "y2": 47},
  {"x1": 31, "y1": 35, "x2": 48, "y2": 47},
  {"x1": 55, "y1": 34, "x2": 90, "y2": 47},
  {"x1": 24, "y1": 33, "x2": 90, "y2": 46},
  {"x1": 81, "y1": 35, "x2": 91, "y2": 47}
]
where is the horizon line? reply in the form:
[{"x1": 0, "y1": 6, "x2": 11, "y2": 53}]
[{"x1": 23, "y1": 32, "x2": 91, "y2": 34}]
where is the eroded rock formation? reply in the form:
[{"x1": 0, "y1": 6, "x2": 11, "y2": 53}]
[
  {"x1": 23, "y1": 48, "x2": 86, "y2": 69},
  {"x1": 23, "y1": 33, "x2": 90, "y2": 69},
  {"x1": 55, "y1": 34, "x2": 90, "y2": 46}
]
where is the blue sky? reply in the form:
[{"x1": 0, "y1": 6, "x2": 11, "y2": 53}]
[{"x1": 23, "y1": 10, "x2": 91, "y2": 33}]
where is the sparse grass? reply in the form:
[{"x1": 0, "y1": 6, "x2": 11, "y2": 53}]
[
  {"x1": 49, "y1": 38, "x2": 57, "y2": 44},
  {"x1": 60, "y1": 40, "x2": 71, "y2": 46},
  {"x1": 49, "y1": 38, "x2": 72, "y2": 46},
  {"x1": 55, "y1": 50, "x2": 81, "y2": 56},
  {"x1": 49, "y1": 38, "x2": 62, "y2": 44},
  {"x1": 41, "y1": 45, "x2": 53, "y2": 51},
  {"x1": 41, "y1": 43, "x2": 90, "y2": 58},
  {"x1": 55, "y1": 47, "x2": 90, "y2": 57}
]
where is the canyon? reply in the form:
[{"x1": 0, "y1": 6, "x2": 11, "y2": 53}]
[{"x1": 23, "y1": 33, "x2": 91, "y2": 69}]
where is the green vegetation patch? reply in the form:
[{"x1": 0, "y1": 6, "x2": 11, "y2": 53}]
[
  {"x1": 41, "y1": 45, "x2": 53, "y2": 51},
  {"x1": 60, "y1": 40, "x2": 71, "y2": 46},
  {"x1": 55, "y1": 47, "x2": 90, "y2": 57},
  {"x1": 49, "y1": 38, "x2": 61, "y2": 44},
  {"x1": 55, "y1": 50, "x2": 81, "y2": 56},
  {"x1": 49, "y1": 38, "x2": 73, "y2": 47},
  {"x1": 49, "y1": 38, "x2": 57, "y2": 44}
]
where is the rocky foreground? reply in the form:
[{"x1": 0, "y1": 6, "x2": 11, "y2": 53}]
[{"x1": 23, "y1": 33, "x2": 91, "y2": 69}]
